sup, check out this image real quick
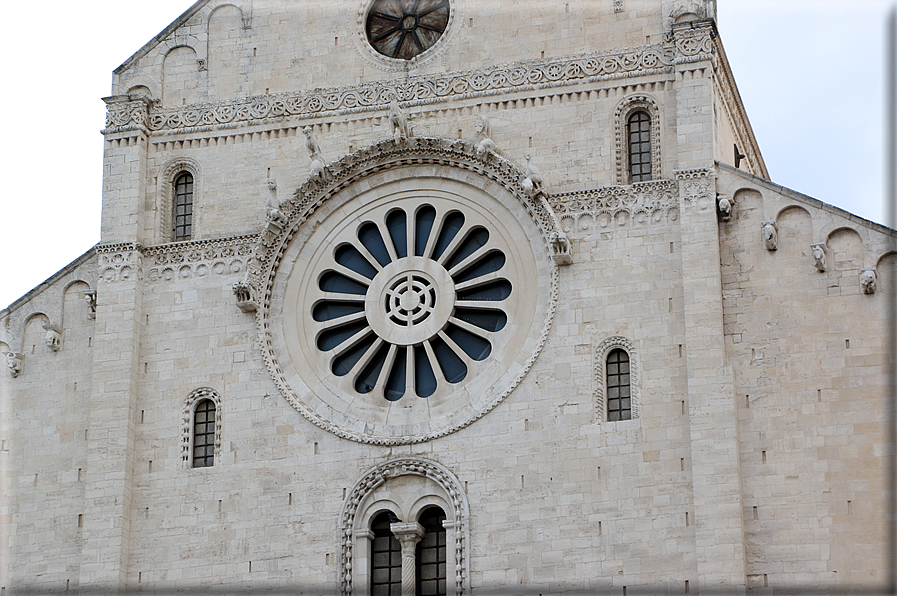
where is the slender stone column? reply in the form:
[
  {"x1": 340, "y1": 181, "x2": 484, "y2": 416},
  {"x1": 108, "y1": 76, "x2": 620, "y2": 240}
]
[{"x1": 390, "y1": 521, "x2": 425, "y2": 596}]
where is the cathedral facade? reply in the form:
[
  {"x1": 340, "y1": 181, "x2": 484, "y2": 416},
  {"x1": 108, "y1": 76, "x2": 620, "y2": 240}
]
[{"x1": 0, "y1": 0, "x2": 892, "y2": 593}]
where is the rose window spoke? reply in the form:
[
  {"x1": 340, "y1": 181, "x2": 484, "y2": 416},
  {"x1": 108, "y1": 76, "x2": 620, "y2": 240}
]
[{"x1": 313, "y1": 203, "x2": 511, "y2": 401}]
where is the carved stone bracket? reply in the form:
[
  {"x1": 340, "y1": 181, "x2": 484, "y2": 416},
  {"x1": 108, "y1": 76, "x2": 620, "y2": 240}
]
[
  {"x1": 811, "y1": 243, "x2": 827, "y2": 271},
  {"x1": 83, "y1": 290, "x2": 97, "y2": 319},
  {"x1": 761, "y1": 222, "x2": 778, "y2": 251},
  {"x1": 232, "y1": 281, "x2": 257, "y2": 313},
  {"x1": 860, "y1": 268, "x2": 877, "y2": 294},
  {"x1": 717, "y1": 194, "x2": 733, "y2": 221},
  {"x1": 42, "y1": 324, "x2": 62, "y2": 352},
  {"x1": 3, "y1": 352, "x2": 23, "y2": 378}
]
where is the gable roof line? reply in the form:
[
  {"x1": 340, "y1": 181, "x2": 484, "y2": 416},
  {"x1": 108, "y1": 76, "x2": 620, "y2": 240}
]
[
  {"x1": 114, "y1": 0, "x2": 211, "y2": 75},
  {"x1": 716, "y1": 161, "x2": 896, "y2": 237}
]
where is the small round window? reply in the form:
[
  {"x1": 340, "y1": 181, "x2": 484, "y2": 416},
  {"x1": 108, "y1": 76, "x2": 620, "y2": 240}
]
[{"x1": 365, "y1": 0, "x2": 450, "y2": 60}]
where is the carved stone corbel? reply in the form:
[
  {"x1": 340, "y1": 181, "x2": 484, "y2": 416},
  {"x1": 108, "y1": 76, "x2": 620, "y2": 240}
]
[
  {"x1": 811, "y1": 243, "x2": 827, "y2": 272},
  {"x1": 549, "y1": 232, "x2": 573, "y2": 266},
  {"x1": 42, "y1": 324, "x2": 62, "y2": 352},
  {"x1": 83, "y1": 290, "x2": 97, "y2": 319},
  {"x1": 233, "y1": 281, "x2": 257, "y2": 313},
  {"x1": 761, "y1": 221, "x2": 777, "y2": 251},
  {"x1": 860, "y1": 268, "x2": 877, "y2": 294},
  {"x1": 4, "y1": 352, "x2": 23, "y2": 378},
  {"x1": 717, "y1": 194, "x2": 733, "y2": 221}
]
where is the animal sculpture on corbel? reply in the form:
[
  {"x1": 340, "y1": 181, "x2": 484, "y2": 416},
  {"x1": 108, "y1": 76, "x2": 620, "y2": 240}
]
[
  {"x1": 717, "y1": 194, "x2": 733, "y2": 221},
  {"x1": 388, "y1": 98, "x2": 411, "y2": 144},
  {"x1": 811, "y1": 243, "x2": 827, "y2": 272},
  {"x1": 42, "y1": 324, "x2": 62, "y2": 352},
  {"x1": 83, "y1": 290, "x2": 97, "y2": 319},
  {"x1": 860, "y1": 268, "x2": 877, "y2": 294},
  {"x1": 761, "y1": 221, "x2": 777, "y2": 251},
  {"x1": 303, "y1": 127, "x2": 330, "y2": 181},
  {"x1": 474, "y1": 114, "x2": 498, "y2": 158},
  {"x1": 3, "y1": 352, "x2": 23, "y2": 378},
  {"x1": 232, "y1": 281, "x2": 257, "y2": 313},
  {"x1": 521, "y1": 152, "x2": 544, "y2": 198}
]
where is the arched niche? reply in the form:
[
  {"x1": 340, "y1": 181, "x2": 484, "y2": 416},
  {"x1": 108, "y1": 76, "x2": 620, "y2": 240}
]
[
  {"x1": 208, "y1": 4, "x2": 244, "y2": 99},
  {"x1": 875, "y1": 252, "x2": 897, "y2": 295},
  {"x1": 775, "y1": 205, "x2": 812, "y2": 259},
  {"x1": 339, "y1": 458, "x2": 469, "y2": 596},
  {"x1": 826, "y1": 227, "x2": 864, "y2": 270},
  {"x1": 23, "y1": 313, "x2": 50, "y2": 356},
  {"x1": 162, "y1": 46, "x2": 200, "y2": 106},
  {"x1": 62, "y1": 281, "x2": 92, "y2": 327}
]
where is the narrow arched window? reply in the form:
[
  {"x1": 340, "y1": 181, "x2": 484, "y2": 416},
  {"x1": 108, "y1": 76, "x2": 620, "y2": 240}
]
[
  {"x1": 192, "y1": 399, "x2": 216, "y2": 467},
  {"x1": 628, "y1": 111, "x2": 652, "y2": 182},
  {"x1": 173, "y1": 172, "x2": 194, "y2": 241},
  {"x1": 371, "y1": 511, "x2": 402, "y2": 596},
  {"x1": 416, "y1": 507, "x2": 447, "y2": 596},
  {"x1": 606, "y1": 348, "x2": 631, "y2": 421}
]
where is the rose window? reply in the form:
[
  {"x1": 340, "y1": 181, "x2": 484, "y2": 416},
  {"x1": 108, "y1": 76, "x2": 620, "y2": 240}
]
[
  {"x1": 365, "y1": 0, "x2": 450, "y2": 60},
  {"x1": 313, "y1": 204, "x2": 510, "y2": 401}
]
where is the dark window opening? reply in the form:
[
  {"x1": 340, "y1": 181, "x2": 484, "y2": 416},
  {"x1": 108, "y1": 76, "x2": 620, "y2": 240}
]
[
  {"x1": 416, "y1": 507, "x2": 447, "y2": 596},
  {"x1": 173, "y1": 172, "x2": 194, "y2": 241},
  {"x1": 192, "y1": 399, "x2": 215, "y2": 467},
  {"x1": 606, "y1": 348, "x2": 632, "y2": 421},
  {"x1": 371, "y1": 511, "x2": 403, "y2": 596},
  {"x1": 628, "y1": 111, "x2": 652, "y2": 183}
]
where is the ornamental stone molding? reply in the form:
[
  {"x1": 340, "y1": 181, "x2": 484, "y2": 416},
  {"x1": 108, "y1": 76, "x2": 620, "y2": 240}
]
[
  {"x1": 103, "y1": 44, "x2": 676, "y2": 134},
  {"x1": 671, "y1": 20, "x2": 714, "y2": 65},
  {"x1": 675, "y1": 168, "x2": 716, "y2": 210},
  {"x1": 338, "y1": 458, "x2": 469, "y2": 596},
  {"x1": 97, "y1": 243, "x2": 144, "y2": 283},
  {"x1": 252, "y1": 137, "x2": 559, "y2": 445},
  {"x1": 614, "y1": 94, "x2": 663, "y2": 185},
  {"x1": 181, "y1": 387, "x2": 223, "y2": 468},
  {"x1": 594, "y1": 336, "x2": 640, "y2": 423},
  {"x1": 550, "y1": 180, "x2": 679, "y2": 231},
  {"x1": 144, "y1": 235, "x2": 256, "y2": 284},
  {"x1": 158, "y1": 157, "x2": 202, "y2": 244}
]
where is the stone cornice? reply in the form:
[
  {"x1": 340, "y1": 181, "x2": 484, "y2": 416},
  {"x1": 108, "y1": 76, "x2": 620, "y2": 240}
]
[{"x1": 104, "y1": 43, "x2": 677, "y2": 135}]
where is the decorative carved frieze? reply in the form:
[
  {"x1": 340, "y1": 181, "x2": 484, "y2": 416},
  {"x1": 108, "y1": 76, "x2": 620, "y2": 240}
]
[
  {"x1": 549, "y1": 180, "x2": 679, "y2": 230},
  {"x1": 97, "y1": 242, "x2": 144, "y2": 282},
  {"x1": 143, "y1": 235, "x2": 257, "y2": 284},
  {"x1": 105, "y1": 45, "x2": 676, "y2": 134},
  {"x1": 103, "y1": 96, "x2": 153, "y2": 135},
  {"x1": 671, "y1": 21, "x2": 714, "y2": 65},
  {"x1": 676, "y1": 168, "x2": 715, "y2": 211}
]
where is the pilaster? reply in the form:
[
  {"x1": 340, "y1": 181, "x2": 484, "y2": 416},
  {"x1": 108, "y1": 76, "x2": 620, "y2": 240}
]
[
  {"x1": 78, "y1": 242, "x2": 144, "y2": 592},
  {"x1": 101, "y1": 96, "x2": 151, "y2": 245},
  {"x1": 672, "y1": 19, "x2": 716, "y2": 170},
  {"x1": 676, "y1": 167, "x2": 746, "y2": 592}
]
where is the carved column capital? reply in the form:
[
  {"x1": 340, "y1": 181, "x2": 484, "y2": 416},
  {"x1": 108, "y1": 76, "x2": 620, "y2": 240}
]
[{"x1": 390, "y1": 522, "x2": 425, "y2": 596}]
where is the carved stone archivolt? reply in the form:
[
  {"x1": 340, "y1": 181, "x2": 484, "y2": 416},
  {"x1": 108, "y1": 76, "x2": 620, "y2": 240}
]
[
  {"x1": 144, "y1": 235, "x2": 256, "y2": 284},
  {"x1": 252, "y1": 137, "x2": 560, "y2": 445},
  {"x1": 104, "y1": 44, "x2": 677, "y2": 134},
  {"x1": 338, "y1": 458, "x2": 469, "y2": 596}
]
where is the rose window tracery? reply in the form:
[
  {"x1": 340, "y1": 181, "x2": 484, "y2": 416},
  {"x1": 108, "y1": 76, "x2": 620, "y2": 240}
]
[
  {"x1": 365, "y1": 0, "x2": 450, "y2": 60},
  {"x1": 313, "y1": 204, "x2": 510, "y2": 400}
]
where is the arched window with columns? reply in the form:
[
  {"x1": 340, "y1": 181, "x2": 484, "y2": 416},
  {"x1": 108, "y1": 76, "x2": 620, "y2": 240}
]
[{"x1": 339, "y1": 458, "x2": 468, "y2": 596}]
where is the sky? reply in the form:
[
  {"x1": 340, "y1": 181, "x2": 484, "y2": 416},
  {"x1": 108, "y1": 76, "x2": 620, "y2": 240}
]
[{"x1": 0, "y1": 0, "x2": 894, "y2": 308}]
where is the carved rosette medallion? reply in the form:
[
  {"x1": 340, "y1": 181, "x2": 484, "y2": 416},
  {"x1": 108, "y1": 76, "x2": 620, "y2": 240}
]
[{"x1": 256, "y1": 138, "x2": 558, "y2": 444}]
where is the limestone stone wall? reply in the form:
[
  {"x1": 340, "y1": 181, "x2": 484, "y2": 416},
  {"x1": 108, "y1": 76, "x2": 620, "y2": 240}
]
[{"x1": 717, "y1": 165, "x2": 892, "y2": 589}]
